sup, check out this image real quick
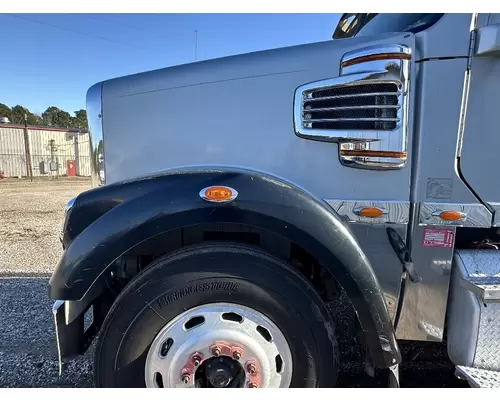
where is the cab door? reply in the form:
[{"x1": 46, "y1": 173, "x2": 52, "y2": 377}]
[{"x1": 459, "y1": 14, "x2": 500, "y2": 223}]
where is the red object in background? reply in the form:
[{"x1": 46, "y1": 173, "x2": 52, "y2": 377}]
[
  {"x1": 67, "y1": 160, "x2": 76, "y2": 177},
  {"x1": 0, "y1": 171, "x2": 4, "y2": 179}
]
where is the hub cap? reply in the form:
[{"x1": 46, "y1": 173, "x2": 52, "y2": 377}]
[{"x1": 144, "y1": 303, "x2": 293, "y2": 388}]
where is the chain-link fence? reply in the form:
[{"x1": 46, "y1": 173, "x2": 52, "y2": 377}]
[{"x1": 0, "y1": 125, "x2": 91, "y2": 179}]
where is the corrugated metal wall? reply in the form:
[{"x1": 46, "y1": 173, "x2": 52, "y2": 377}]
[
  {"x1": 0, "y1": 126, "x2": 91, "y2": 178},
  {"x1": 0, "y1": 127, "x2": 27, "y2": 177}
]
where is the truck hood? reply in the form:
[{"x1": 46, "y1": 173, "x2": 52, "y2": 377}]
[
  {"x1": 102, "y1": 32, "x2": 405, "y2": 100},
  {"x1": 100, "y1": 32, "x2": 412, "y2": 194}
]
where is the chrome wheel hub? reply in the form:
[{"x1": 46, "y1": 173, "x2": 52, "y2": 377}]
[{"x1": 145, "y1": 303, "x2": 293, "y2": 388}]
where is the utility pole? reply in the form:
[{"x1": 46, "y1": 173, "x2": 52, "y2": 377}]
[
  {"x1": 23, "y1": 113, "x2": 33, "y2": 181},
  {"x1": 74, "y1": 133, "x2": 79, "y2": 176},
  {"x1": 194, "y1": 29, "x2": 198, "y2": 61}
]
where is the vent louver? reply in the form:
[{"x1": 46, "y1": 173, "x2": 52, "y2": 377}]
[
  {"x1": 302, "y1": 82, "x2": 401, "y2": 131},
  {"x1": 294, "y1": 44, "x2": 411, "y2": 170}
]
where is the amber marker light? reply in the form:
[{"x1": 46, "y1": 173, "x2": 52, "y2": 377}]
[
  {"x1": 341, "y1": 52, "x2": 411, "y2": 68},
  {"x1": 199, "y1": 186, "x2": 238, "y2": 203},
  {"x1": 339, "y1": 150, "x2": 408, "y2": 159},
  {"x1": 354, "y1": 206, "x2": 387, "y2": 218},
  {"x1": 433, "y1": 210, "x2": 466, "y2": 221}
]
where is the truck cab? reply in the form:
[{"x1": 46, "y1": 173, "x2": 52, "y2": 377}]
[{"x1": 49, "y1": 13, "x2": 500, "y2": 388}]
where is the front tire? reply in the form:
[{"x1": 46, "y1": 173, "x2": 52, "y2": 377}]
[{"x1": 94, "y1": 243, "x2": 338, "y2": 388}]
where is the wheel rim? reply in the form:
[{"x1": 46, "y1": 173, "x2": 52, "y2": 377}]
[{"x1": 144, "y1": 302, "x2": 293, "y2": 388}]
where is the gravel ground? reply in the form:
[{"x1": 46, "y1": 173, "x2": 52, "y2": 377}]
[
  {"x1": 0, "y1": 178, "x2": 469, "y2": 388},
  {"x1": 0, "y1": 178, "x2": 93, "y2": 388}
]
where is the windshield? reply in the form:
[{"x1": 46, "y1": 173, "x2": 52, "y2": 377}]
[{"x1": 333, "y1": 13, "x2": 445, "y2": 40}]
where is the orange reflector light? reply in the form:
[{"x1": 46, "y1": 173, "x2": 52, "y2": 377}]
[
  {"x1": 339, "y1": 150, "x2": 408, "y2": 159},
  {"x1": 342, "y1": 52, "x2": 411, "y2": 68},
  {"x1": 200, "y1": 186, "x2": 238, "y2": 203},
  {"x1": 355, "y1": 207, "x2": 386, "y2": 218},
  {"x1": 436, "y1": 210, "x2": 465, "y2": 221}
]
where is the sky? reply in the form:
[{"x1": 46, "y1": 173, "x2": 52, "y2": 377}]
[{"x1": 0, "y1": 13, "x2": 340, "y2": 116}]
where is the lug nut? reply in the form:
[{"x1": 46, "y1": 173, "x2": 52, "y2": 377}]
[
  {"x1": 192, "y1": 355, "x2": 202, "y2": 367},
  {"x1": 248, "y1": 382, "x2": 258, "y2": 388},
  {"x1": 247, "y1": 363, "x2": 256, "y2": 375},
  {"x1": 182, "y1": 373, "x2": 191, "y2": 384},
  {"x1": 232, "y1": 350, "x2": 241, "y2": 360},
  {"x1": 212, "y1": 346, "x2": 221, "y2": 357}
]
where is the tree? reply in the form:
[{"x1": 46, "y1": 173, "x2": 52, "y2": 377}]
[
  {"x1": 1, "y1": 102, "x2": 88, "y2": 129},
  {"x1": 26, "y1": 114, "x2": 41, "y2": 126},
  {"x1": 32, "y1": 113, "x2": 44, "y2": 126},
  {"x1": 42, "y1": 106, "x2": 72, "y2": 128},
  {"x1": 9, "y1": 105, "x2": 41, "y2": 125},
  {"x1": 72, "y1": 109, "x2": 88, "y2": 129},
  {"x1": 0, "y1": 103, "x2": 11, "y2": 121},
  {"x1": 10, "y1": 105, "x2": 28, "y2": 124}
]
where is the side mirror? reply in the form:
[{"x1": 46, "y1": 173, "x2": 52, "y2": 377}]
[
  {"x1": 333, "y1": 13, "x2": 359, "y2": 39},
  {"x1": 475, "y1": 24, "x2": 500, "y2": 56}
]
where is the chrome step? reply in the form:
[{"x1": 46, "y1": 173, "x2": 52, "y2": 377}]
[
  {"x1": 460, "y1": 276, "x2": 500, "y2": 302},
  {"x1": 448, "y1": 250, "x2": 500, "y2": 375},
  {"x1": 456, "y1": 250, "x2": 500, "y2": 303},
  {"x1": 455, "y1": 366, "x2": 500, "y2": 388}
]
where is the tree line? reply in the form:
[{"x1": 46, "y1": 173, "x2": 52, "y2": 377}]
[{"x1": 0, "y1": 103, "x2": 88, "y2": 130}]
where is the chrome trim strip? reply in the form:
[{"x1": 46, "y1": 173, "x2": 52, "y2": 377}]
[
  {"x1": 325, "y1": 199, "x2": 410, "y2": 224},
  {"x1": 488, "y1": 203, "x2": 500, "y2": 227},
  {"x1": 52, "y1": 300, "x2": 65, "y2": 375},
  {"x1": 456, "y1": 14, "x2": 476, "y2": 158},
  {"x1": 302, "y1": 91, "x2": 402, "y2": 101},
  {"x1": 327, "y1": 200, "x2": 494, "y2": 227},
  {"x1": 419, "y1": 202, "x2": 492, "y2": 227},
  {"x1": 306, "y1": 105, "x2": 402, "y2": 112},
  {"x1": 65, "y1": 197, "x2": 76, "y2": 211},
  {"x1": 86, "y1": 82, "x2": 105, "y2": 187},
  {"x1": 305, "y1": 117, "x2": 400, "y2": 123},
  {"x1": 60, "y1": 197, "x2": 77, "y2": 241},
  {"x1": 294, "y1": 44, "x2": 411, "y2": 171},
  {"x1": 455, "y1": 69, "x2": 471, "y2": 158}
]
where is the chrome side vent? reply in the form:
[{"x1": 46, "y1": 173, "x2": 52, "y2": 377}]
[
  {"x1": 294, "y1": 44, "x2": 411, "y2": 170},
  {"x1": 302, "y1": 82, "x2": 401, "y2": 131}
]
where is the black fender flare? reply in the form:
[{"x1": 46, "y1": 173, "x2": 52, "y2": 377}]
[{"x1": 49, "y1": 167, "x2": 401, "y2": 368}]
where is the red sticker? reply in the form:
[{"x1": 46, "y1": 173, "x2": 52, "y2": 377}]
[{"x1": 422, "y1": 228, "x2": 455, "y2": 248}]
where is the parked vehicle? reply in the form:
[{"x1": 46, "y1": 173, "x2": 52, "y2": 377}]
[{"x1": 49, "y1": 13, "x2": 500, "y2": 388}]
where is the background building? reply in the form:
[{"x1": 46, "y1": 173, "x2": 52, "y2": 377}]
[{"x1": 0, "y1": 123, "x2": 91, "y2": 178}]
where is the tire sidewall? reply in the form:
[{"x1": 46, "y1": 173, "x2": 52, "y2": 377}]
[{"x1": 94, "y1": 244, "x2": 338, "y2": 388}]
